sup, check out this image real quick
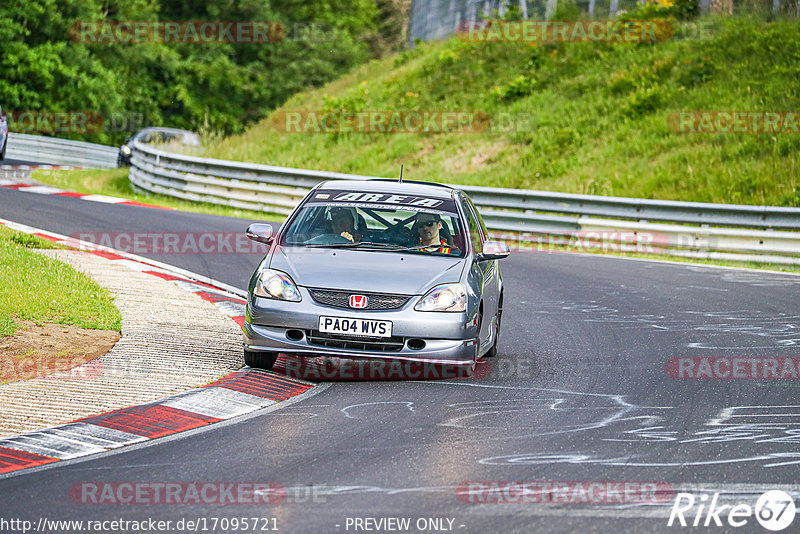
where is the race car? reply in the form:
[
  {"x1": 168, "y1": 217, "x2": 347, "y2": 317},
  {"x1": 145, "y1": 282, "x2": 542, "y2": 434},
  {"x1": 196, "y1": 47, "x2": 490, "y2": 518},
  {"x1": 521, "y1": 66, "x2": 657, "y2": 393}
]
[
  {"x1": 118, "y1": 127, "x2": 200, "y2": 166},
  {"x1": 242, "y1": 179, "x2": 509, "y2": 376}
]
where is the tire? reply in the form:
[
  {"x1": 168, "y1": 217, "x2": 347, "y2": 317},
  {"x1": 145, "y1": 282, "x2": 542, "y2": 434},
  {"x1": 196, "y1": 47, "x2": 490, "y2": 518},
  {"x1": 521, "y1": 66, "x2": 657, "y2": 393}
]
[
  {"x1": 486, "y1": 293, "x2": 503, "y2": 358},
  {"x1": 244, "y1": 350, "x2": 278, "y2": 370}
]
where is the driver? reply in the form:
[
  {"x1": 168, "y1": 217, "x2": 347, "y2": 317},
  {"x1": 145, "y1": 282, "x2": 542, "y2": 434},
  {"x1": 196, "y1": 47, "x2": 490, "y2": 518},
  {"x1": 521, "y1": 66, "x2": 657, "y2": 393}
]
[
  {"x1": 413, "y1": 212, "x2": 456, "y2": 254},
  {"x1": 329, "y1": 207, "x2": 363, "y2": 243}
]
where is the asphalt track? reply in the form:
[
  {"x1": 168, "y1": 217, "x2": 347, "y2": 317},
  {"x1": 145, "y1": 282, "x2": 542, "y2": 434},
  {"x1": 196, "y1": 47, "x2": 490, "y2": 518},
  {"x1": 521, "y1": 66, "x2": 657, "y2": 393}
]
[
  {"x1": 1, "y1": 158, "x2": 40, "y2": 167},
  {"x1": 1, "y1": 186, "x2": 799, "y2": 533}
]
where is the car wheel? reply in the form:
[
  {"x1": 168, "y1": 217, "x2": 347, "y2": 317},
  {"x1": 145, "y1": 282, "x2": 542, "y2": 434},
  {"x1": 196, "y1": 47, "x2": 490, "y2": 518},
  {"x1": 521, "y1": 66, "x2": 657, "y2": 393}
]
[
  {"x1": 244, "y1": 350, "x2": 278, "y2": 370},
  {"x1": 486, "y1": 293, "x2": 503, "y2": 358}
]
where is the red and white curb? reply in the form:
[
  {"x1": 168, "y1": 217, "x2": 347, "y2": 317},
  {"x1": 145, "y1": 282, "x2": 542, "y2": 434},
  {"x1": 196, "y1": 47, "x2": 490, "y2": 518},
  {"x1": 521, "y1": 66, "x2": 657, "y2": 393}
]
[
  {"x1": 0, "y1": 370, "x2": 314, "y2": 474},
  {"x1": 0, "y1": 178, "x2": 173, "y2": 210},
  {"x1": 0, "y1": 218, "x2": 318, "y2": 477}
]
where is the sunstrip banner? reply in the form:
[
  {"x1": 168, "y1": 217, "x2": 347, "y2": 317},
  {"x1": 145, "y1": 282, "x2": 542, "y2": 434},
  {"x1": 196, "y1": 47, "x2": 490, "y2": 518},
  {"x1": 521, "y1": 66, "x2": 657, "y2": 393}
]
[{"x1": 307, "y1": 189, "x2": 457, "y2": 213}]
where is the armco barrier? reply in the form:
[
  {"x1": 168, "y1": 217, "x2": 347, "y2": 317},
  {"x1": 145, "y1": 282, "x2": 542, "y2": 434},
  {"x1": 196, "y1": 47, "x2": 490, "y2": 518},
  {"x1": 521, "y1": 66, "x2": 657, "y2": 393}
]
[
  {"x1": 5, "y1": 132, "x2": 118, "y2": 169},
  {"x1": 129, "y1": 141, "x2": 800, "y2": 265}
]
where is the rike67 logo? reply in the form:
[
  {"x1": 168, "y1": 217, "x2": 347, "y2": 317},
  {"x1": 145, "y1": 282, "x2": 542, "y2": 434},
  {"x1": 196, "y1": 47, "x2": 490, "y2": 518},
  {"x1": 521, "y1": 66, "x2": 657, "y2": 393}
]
[{"x1": 668, "y1": 490, "x2": 796, "y2": 531}]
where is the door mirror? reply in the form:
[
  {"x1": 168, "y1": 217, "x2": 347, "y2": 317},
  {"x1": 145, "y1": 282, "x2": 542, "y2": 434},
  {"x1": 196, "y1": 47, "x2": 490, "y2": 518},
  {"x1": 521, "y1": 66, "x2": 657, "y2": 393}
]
[
  {"x1": 246, "y1": 223, "x2": 274, "y2": 244},
  {"x1": 477, "y1": 241, "x2": 510, "y2": 261}
]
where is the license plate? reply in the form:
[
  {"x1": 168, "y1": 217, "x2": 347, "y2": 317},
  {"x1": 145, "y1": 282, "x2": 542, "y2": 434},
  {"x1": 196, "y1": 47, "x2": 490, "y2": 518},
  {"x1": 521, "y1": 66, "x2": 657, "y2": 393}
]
[{"x1": 318, "y1": 316, "x2": 392, "y2": 338}]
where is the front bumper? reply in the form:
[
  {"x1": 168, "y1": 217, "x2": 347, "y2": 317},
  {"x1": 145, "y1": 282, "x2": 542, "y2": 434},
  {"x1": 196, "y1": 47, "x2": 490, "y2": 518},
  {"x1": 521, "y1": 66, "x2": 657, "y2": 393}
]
[{"x1": 244, "y1": 287, "x2": 479, "y2": 365}]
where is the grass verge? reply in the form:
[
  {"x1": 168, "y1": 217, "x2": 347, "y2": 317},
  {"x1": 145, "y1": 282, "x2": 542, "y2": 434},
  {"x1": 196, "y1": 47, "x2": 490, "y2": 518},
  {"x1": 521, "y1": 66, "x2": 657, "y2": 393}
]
[{"x1": 0, "y1": 226, "x2": 122, "y2": 337}]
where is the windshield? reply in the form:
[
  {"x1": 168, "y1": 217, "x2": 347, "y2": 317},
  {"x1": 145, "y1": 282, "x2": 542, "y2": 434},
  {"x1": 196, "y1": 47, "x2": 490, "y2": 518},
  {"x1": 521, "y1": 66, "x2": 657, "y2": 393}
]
[{"x1": 281, "y1": 189, "x2": 466, "y2": 257}]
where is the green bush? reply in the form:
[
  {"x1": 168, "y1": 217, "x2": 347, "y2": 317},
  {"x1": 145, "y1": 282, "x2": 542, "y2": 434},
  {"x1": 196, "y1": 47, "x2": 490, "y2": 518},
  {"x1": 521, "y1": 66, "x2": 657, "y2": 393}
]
[
  {"x1": 623, "y1": 87, "x2": 666, "y2": 117},
  {"x1": 492, "y1": 75, "x2": 538, "y2": 101},
  {"x1": 552, "y1": 0, "x2": 583, "y2": 20},
  {"x1": 624, "y1": 0, "x2": 700, "y2": 21},
  {"x1": 671, "y1": 0, "x2": 701, "y2": 20},
  {"x1": 0, "y1": 0, "x2": 385, "y2": 144},
  {"x1": 394, "y1": 47, "x2": 424, "y2": 66},
  {"x1": 677, "y1": 57, "x2": 716, "y2": 87}
]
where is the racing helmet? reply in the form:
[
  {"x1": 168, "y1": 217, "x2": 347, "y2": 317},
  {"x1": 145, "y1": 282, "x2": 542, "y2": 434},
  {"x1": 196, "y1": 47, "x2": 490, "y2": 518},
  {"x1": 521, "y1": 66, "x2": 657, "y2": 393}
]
[{"x1": 327, "y1": 206, "x2": 358, "y2": 229}]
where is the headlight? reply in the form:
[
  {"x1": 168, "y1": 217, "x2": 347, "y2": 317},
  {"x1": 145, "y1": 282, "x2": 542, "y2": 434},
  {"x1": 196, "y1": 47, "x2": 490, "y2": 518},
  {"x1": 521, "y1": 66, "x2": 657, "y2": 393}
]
[
  {"x1": 254, "y1": 269, "x2": 301, "y2": 302},
  {"x1": 415, "y1": 283, "x2": 466, "y2": 312},
  {"x1": 121, "y1": 145, "x2": 132, "y2": 155}
]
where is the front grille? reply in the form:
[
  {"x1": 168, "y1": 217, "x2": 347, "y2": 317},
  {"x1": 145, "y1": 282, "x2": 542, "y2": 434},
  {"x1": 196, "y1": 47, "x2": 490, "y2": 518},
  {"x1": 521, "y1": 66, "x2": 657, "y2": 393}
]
[
  {"x1": 306, "y1": 330, "x2": 405, "y2": 352},
  {"x1": 308, "y1": 288, "x2": 411, "y2": 310}
]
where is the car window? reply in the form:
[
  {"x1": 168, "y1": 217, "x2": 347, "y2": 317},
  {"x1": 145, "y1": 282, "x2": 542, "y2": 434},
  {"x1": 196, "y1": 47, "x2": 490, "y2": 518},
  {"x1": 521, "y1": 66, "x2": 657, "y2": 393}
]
[
  {"x1": 281, "y1": 189, "x2": 466, "y2": 257},
  {"x1": 460, "y1": 194, "x2": 484, "y2": 254},
  {"x1": 468, "y1": 196, "x2": 490, "y2": 240}
]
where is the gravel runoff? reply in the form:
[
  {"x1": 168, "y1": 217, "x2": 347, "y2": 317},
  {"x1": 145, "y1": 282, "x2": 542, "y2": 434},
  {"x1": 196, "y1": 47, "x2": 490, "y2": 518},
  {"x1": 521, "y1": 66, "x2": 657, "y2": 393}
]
[{"x1": 0, "y1": 249, "x2": 243, "y2": 438}]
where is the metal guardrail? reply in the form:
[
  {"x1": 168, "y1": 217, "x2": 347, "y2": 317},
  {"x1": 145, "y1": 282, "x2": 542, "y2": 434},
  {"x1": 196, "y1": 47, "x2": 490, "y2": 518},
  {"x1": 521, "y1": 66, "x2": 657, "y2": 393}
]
[
  {"x1": 457, "y1": 185, "x2": 800, "y2": 230},
  {"x1": 5, "y1": 133, "x2": 118, "y2": 168},
  {"x1": 130, "y1": 141, "x2": 800, "y2": 265}
]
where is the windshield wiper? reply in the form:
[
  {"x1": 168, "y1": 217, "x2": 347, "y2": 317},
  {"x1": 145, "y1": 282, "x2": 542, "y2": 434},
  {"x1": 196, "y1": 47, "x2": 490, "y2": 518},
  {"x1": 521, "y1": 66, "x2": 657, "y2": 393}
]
[
  {"x1": 405, "y1": 244, "x2": 444, "y2": 251},
  {"x1": 304, "y1": 242, "x2": 364, "y2": 248},
  {"x1": 304, "y1": 242, "x2": 446, "y2": 252},
  {"x1": 304, "y1": 241, "x2": 404, "y2": 249}
]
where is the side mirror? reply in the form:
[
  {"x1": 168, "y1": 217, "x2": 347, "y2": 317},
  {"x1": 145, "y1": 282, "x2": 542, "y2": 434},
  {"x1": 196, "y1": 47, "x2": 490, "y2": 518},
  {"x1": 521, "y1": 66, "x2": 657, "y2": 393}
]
[
  {"x1": 246, "y1": 223, "x2": 274, "y2": 244},
  {"x1": 477, "y1": 240, "x2": 510, "y2": 261}
]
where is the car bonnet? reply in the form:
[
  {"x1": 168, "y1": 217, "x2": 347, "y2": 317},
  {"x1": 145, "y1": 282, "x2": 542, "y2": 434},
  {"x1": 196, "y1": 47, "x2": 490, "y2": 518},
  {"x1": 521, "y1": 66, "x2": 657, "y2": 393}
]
[{"x1": 269, "y1": 246, "x2": 465, "y2": 295}]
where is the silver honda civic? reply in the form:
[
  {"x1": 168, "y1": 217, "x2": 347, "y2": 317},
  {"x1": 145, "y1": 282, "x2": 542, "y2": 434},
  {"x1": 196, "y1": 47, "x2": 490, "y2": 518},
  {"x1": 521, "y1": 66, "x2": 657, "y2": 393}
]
[{"x1": 242, "y1": 179, "x2": 509, "y2": 377}]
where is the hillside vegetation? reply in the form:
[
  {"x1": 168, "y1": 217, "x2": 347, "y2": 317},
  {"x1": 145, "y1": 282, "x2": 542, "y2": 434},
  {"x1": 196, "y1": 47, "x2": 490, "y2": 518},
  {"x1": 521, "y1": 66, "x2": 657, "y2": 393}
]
[{"x1": 204, "y1": 14, "x2": 800, "y2": 206}]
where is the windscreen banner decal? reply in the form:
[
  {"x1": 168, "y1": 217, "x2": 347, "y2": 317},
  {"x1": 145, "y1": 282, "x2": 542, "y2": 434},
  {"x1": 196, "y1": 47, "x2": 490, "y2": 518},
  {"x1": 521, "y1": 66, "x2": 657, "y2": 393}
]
[{"x1": 308, "y1": 190, "x2": 455, "y2": 212}]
